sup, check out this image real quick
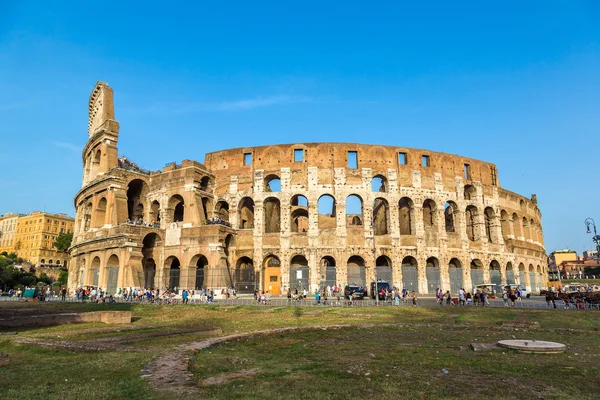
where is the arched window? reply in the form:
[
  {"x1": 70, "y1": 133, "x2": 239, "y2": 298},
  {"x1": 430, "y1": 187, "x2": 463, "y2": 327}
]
[
  {"x1": 264, "y1": 198, "x2": 281, "y2": 233},
  {"x1": 126, "y1": 179, "x2": 148, "y2": 221},
  {"x1": 317, "y1": 195, "x2": 336, "y2": 229},
  {"x1": 215, "y1": 201, "x2": 230, "y2": 221},
  {"x1": 399, "y1": 197, "x2": 414, "y2": 235},
  {"x1": 422, "y1": 199, "x2": 436, "y2": 229},
  {"x1": 372, "y1": 198, "x2": 389, "y2": 235},
  {"x1": 265, "y1": 175, "x2": 281, "y2": 192},
  {"x1": 95, "y1": 197, "x2": 107, "y2": 228},
  {"x1": 371, "y1": 175, "x2": 387, "y2": 193},
  {"x1": 291, "y1": 195, "x2": 309, "y2": 233},
  {"x1": 346, "y1": 195, "x2": 363, "y2": 226},
  {"x1": 465, "y1": 205, "x2": 478, "y2": 241},
  {"x1": 238, "y1": 197, "x2": 255, "y2": 229},
  {"x1": 500, "y1": 210, "x2": 510, "y2": 239},
  {"x1": 484, "y1": 207, "x2": 495, "y2": 243},
  {"x1": 464, "y1": 184, "x2": 476, "y2": 200},
  {"x1": 150, "y1": 201, "x2": 161, "y2": 224},
  {"x1": 512, "y1": 213, "x2": 522, "y2": 238},
  {"x1": 169, "y1": 195, "x2": 185, "y2": 223},
  {"x1": 444, "y1": 202, "x2": 457, "y2": 233}
]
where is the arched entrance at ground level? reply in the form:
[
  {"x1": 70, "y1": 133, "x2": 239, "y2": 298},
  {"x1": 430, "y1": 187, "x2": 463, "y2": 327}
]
[
  {"x1": 347, "y1": 255, "x2": 366, "y2": 288},
  {"x1": 506, "y1": 262, "x2": 515, "y2": 285},
  {"x1": 190, "y1": 254, "x2": 208, "y2": 290},
  {"x1": 426, "y1": 257, "x2": 440, "y2": 294},
  {"x1": 91, "y1": 256, "x2": 100, "y2": 286},
  {"x1": 321, "y1": 256, "x2": 336, "y2": 288},
  {"x1": 142, "y1": 233, "x2": 161, "y2": 288},
  {"x1": 375, "y1": 256, "x2": 392, "y2": 283},
  {"x1": 106, "y1": 254, "x2": 119, "y2": 294},
  {"x1": 401, "y1": 256, "x2": 418, "y2": 291},
  {"x1": 536, "y1": 265, "x2": 542, "y2": 292},
  {"x1": 470, "y1": 259, "x2": 484, "y2": 290},
  {"x1": 289, "y1": 255, "x2": 309, "y2": 292},
  {"x1": 490, "y1": 260, "x2": 502, "y2": 294},
  {"x1": 518, "y1": 263, "x2": 526, "y2": 288},
  {"x1": 263, "y1": 255, "x2": 281, "y2": 295},
  {"x1": 448, "y1": 258, "x2": 463, "y2": 294},
  {"x1": 235, "y1": 256, "x2": 255, "y2": 293},
  {"x1": 529, "y1": 264, "x2": 536, "y2": 293},
  {"x1": 143, "y1": 258, "x2": 156, "y2": 288},
  {"x1": 165, "y1": 256, "x2": 181, "y2": 291}
]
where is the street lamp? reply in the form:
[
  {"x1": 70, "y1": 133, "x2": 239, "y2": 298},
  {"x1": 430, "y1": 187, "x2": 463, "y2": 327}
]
[
  {"x1": 370, "y1": 221, "x2": 379, "y2": 306},
  {"x1": 584, "y1": 218, "x2": 600, "y2": 255}
]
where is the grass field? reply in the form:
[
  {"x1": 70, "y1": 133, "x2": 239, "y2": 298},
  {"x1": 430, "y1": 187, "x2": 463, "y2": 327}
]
[{"x1": 0, "y1": 302, "x2": 599, "y2": 399}]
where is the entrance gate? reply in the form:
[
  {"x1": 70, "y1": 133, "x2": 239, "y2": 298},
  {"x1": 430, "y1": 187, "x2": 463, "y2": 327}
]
[{"x1": 107, "y1": 267, "x2": 119, "y2": 294}]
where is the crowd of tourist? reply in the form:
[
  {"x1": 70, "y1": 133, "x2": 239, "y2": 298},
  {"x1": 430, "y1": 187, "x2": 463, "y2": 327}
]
[
  {"x1": 124, "y1": 218, "x2": 161, "y2": 228},
  {"x1": 205, "y1": 217, "x2": 232, "y2": 227}
]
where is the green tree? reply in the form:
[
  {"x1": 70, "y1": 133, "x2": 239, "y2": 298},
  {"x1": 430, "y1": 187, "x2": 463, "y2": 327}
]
[
  {"x1": 57, "y1": 269, "x2": 68, "y2": 285},
  {"x1": 53, "y1": 232, "x2": 73, "y2": 253}
]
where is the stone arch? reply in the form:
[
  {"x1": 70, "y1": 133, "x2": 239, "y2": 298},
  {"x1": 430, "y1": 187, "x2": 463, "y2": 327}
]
[
  {"x1": 347, "y1": 255, "x2": 366, "y2": 287},
  {"x1": 512, "y1": 213, "x2": 522, "y2": 238},
  {"x1": 190, "y1": 254, "x2": 209, "y2": 290},
  {"x1": 238, "y1": 197, "x2": 255, "y2": 229},
  {"x1": 372, "y1": 197, "x2": 389, "y2": 235},
  {"x1": 346, "y1": 195, "x2": 363, "y2": 226},
  {"x1": 94, "y1": 197, "x2": 107, "y2": 228},
  {"x1": 142, "y1": 233, "x2": 162, "y2": 288},
  {"x1": 401, "y1": 256, "x2": 418, "y2": 290},
  {"x1": 165, "y1": 256, "x2": 181, "y2": 290},
  {"x1": 448, "y1": 258, "x2": 463, "y2": 294},
  {"x1": 522, "y1": 216, "x2": 531, "y2": 241},
  {"x1": 83, "y1": 201, "x2": 92, "y2": 231},
  {"x1": 470, "y1": 259, "x2": 484, "y2": 288},
  {"x1": 290, "y1": 254, "x2": 309, "y2": 291},
  {"x1": 263, "y1": 254, "x2": 281, "y2": 295},
  {"x1": 317, "y1": 194, "x2": 336, "y2": 229},
  {"x1": 169, "y1": 195, "x2": 185, "y2": 223},
  {"x1": 90, "y1": 256, "x2": 101, "y2": 286},
  {"x1": 199, "y1": 176, "x2": 211, "y2": 192},
  {"x1": 375, "y1": 255, "x2": 392, "y2": 282},
  {"x1": 444, "y1": 201, "x2": 458, "y2": 233},
  {"x1": 426, "y1": 257, "x2": 440, "y2": 293},
  {"x1": 500, "y1": 210, "x2": 510, "y2": 239},
  {"x1": 126, "y1": 179, "x2": 149, "y2": 221},
  {"x1": 291, "y1": 195, "x2": 309, "y2": 233},
  {"x1": 422, "y1": 199, "x2": 437, "y2": 229},
  {"x1": 464, "y1": 184, "x2": 476, "y2": 200},
  {"x1": 399, "y1": 197, "x2": 415, "y2": 235},
  {"x1": 489, "y1": 260, "x2": 502, "y2": 293},
  {"x1": 528, "y1": 263, "x2": 536, "y2": 292},
  {"x1": 321, "y1": 256, "x2": 337, "y2": 287},
  {"x1": 234, "y1": 256, "x2": 254, "y2": 293},
  {"x1": 371, "y1": 175, "x2": 387, "y2": 193},
  {"x1": 506, "y1": 261, "x2": 515, "y2": 284},
  {"x1": 264, "y1": 197, "x2": 281, "y2": 233},
  {"x1": 530, "y1": 218, "x2": 537, "y2": 242},
  {"x1": 265, "y1": 174, "x2": 281, "y2": 192},
  {"x1": 465, "y1": 205, "x2": 479, "y2": 241},
  {"x1": 215, "y1": 200, "x2": 230, "y2": 221},
  {"x1": 106, "y1": 254, "x2": 119, "y2": 294},
  {"x1": 484, "y1": 207, "x2": 496, "y2": 243},
  {"x1": 150, "y1": 200, "x2": 161, "y2": 224}
]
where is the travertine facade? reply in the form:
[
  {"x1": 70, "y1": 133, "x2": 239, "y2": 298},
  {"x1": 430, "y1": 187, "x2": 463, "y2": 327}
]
[{"x1": 69, "y1": 82, "x2": 547, "y2": 295}]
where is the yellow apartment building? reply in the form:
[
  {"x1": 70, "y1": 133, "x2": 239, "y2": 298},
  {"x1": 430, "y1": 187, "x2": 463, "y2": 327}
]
[
  {"x1": 13, "y1": 211, "x2": 75, "y2": 267},
  {"x1": 0, "y1": 213, "x2": 23, "y2": 253}
]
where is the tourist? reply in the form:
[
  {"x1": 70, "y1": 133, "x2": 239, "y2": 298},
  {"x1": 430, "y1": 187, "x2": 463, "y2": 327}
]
[
  {"x1": 502, "y1": 289, "x2": 509, "y2": 307},
  {"x1": 411, "y1": 291, "x2": 417, "y2": 306},
  {"x1": 445, "y1": 290, "x2": 451, "y2": 305},
  {"x1": 458, "y1": 288, "x2": 465, "y2": 306},
  {"x1": 480, "y1": 289, "x2": 487, "y2": 307}
]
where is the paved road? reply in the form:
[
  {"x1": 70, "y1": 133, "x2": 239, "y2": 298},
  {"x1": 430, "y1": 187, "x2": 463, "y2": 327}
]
[{"x1": 0, "y1": 294, "x2": 581, "y2": 310}]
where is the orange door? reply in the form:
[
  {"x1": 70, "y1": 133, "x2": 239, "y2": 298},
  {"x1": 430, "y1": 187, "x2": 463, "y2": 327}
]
[{"x1": 265, "y1": 267, "x2": 281, "y2": 295}]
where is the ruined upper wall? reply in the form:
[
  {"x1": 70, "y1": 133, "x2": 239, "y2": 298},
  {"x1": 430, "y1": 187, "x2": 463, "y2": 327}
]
[{"x1": 205, "y1": 143, "x2": 499, "y2": 193}]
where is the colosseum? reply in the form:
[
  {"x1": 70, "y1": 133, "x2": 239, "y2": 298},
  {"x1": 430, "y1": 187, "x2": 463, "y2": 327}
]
[{"x1": 68, "y1": 82, "x2": 548, "y2": 296}]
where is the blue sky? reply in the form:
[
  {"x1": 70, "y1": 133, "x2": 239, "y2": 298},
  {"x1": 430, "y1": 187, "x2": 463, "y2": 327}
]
[{"x1": 1, "y1": 1, "x2": 599, "y2": 253}]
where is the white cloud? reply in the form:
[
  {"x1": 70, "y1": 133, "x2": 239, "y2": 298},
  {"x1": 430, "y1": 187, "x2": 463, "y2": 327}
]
[
  {"x1": 209, "y1": 95, "x2": 313, "y2": 111},
  {"x1": 53, "y1": 141, "x2": 81, "y2": 152}
]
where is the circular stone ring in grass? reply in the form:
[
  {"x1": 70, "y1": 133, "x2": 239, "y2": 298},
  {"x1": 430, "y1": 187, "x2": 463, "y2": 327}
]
[{"x1": 497, "y1": 340, "x2": 566, "y2": 353}]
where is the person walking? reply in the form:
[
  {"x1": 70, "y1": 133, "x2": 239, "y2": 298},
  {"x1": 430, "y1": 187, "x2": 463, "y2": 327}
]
[{"x1": 412, "y1": 291, "x2": 417, "y2": 306}]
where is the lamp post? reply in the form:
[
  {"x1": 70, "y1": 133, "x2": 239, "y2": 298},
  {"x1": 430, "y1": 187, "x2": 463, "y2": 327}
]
[
  {"x1": 585, "y1": 218, "x2": 600, "y2": 256},
  {"x1": 370, "y1": 222, "x2": 379, "y2": 306}
]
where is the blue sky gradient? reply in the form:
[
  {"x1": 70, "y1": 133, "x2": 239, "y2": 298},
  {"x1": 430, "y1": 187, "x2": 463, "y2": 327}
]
[{"x1": 1, "y1": 1, "x2": 599, "y2": 253}]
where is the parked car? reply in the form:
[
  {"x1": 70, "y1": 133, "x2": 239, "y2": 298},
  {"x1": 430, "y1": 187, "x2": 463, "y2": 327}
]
[
  {"x1": 505, "y1": 284, "x2": 530, "y2": 298},
  {"x1": 344, "y1": 285, "x2": 366, "y2": 300},
  {"x1": 370, "y1": 281, "x2": 390, "y2": 300}
]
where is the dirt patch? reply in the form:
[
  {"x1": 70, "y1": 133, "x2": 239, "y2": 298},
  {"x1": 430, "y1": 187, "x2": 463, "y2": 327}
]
[
  {"x1": 501, "y1": 314, "x2": 540, "y2": 329},
  {"x1": 198, "y1": 368, "x2": 262, "y2": 386}
]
